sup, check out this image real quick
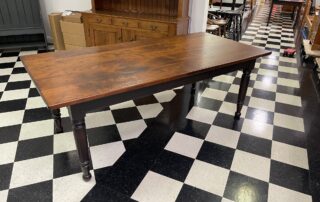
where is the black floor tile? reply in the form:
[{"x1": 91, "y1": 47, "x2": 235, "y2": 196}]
[
  {"x1": 5, "y1": 81, "x2": 31, "y2": 91},
  {"x1": 151, "y1": 150, "x2": 194, "y2": 182},
  {"x1": 196, "y1": 97, "x2": 223, "y2": 112},
  {"x1": 1, "y1": 51, "x2": 19, "y2": 57},
  {"x1": 11, "y1": 67, "x2": 27, "y2": 74},
  {"x1": 0, "y1": 75, "x2": 10, "y2": 83},
  {"x1": 237, "y1": 133, "x2": 272, "y2": 158},
  {"x1": 223, "y1": 171, "x2": 269, "y2": 202},
  {"x1": 259, "y1": 63, "x2": 278, "y2": 71},
  {"x1": 213, "y1": 113, "x2": 244, "y2": 132},
  {"x1": 251, "y1": 89, "x2": 276, "y2": 101},
  {"x1": 278, "y1": 72, "x2": 300, "y2": 80},
  {"x1": 245, "y1": 107, "x2": 274, "y2": 124},
  {"x1": 82, "y1": 183, "x2": 135, "y2": 202},
  {"x1": 23, "y1": 107, "x2": 52, "y2": 123},
  {"x1": 112, "y1": 107, "x2": 142, "y2": 123},
  {"x1": 224, "y1": 92, "x2": 250, "y2": 106},
  {"x1": 197, "y1": 141, "x2": 235, "y2": 169},
  {"x1": 232, "y1": 77, "x2": 255, "y2": 88},
  {"x1": 28, "y1": 88, "x2": 40, "y2": 97},
  {"x1": 0, "y1": 62, "x2": 15, "y2": 69},
  {"x1": 7, "y1": 180, "x2": 52, "y2": 202},
  {"x1": 272, "y1": 126, "x2": 306, "y2": 148},
  {"x1": 0, "y1": 125, "x2": 21, "y2": 144},
  {"x1": 0, "y1": 163, "x2": 13, "y2": 190},
  {"x1": 87, "y1": 125, "x2": 122, "y2": 146},
  {"x1": 276, "y1": 85, "x2": 301, "y2": 96},
  {"x1": 133, "y1": 95, "x2": 158, "y2": 106},
  {"x1": 53, "y1": 150, "x2": 83, "y2": 178},
  {"x1": 176, "y1": 184, "x2": 222, "y2": 202},
  {"x1": 275, "y1": 102, "x2": 304, "y2": 117},
  {"x1": 15, "y1": 136, "x2": 53, "y2": 161},
  {"x1": 176, "y1": 119, "x2": 211, "y2": 140},
  {"x1": 270, "y1": 160, "x2": 310, "y2": 195},
  {"x1": 279, "y1": 61, "x2": 297, "y2": 68},
  {"x1": 0, "y1": 99, "x2": 27, "y2": 113},
  {"x1": 207, "y1": 80, "x2": 232, "y2": 91}
]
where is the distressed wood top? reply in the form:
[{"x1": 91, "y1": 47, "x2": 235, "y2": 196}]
[{"x1": 21, "y1": 33, "x2": 270, "y2": 109}]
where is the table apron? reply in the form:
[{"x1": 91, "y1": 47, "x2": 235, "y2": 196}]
[{"x1": 68, "y1": 59, "x2": 256, "y2": 117}]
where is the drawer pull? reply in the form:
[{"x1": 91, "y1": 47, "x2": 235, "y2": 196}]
[
  {"x1": 151, "y1": 25, "x2": 158, "y2": 31},
  {"x1": 96, "y1": 18, "x2": 102, "y2": 23},
  {"x1": 122, "y1": 22, "x2": 129, "y2": 26}
]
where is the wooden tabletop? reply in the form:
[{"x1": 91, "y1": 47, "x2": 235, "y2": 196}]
[{"x1": 21, "y1": 33, "x2": 270, "y2": 109}]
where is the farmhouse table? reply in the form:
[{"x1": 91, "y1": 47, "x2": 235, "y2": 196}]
[{"x1": 21, "y1": 33, "x2": 270, "y2": 181}]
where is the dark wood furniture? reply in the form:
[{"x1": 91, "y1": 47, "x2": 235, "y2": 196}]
[
  {"x1": 267, "y1": 0, "x2": 305, "y2": 27},
  {"x1": 0, "y1": 0, "x2": 47, "y2": 49},
  {"x1": 21, "y1": 33, "x2": 270, "y2": 180},
  {"x1": 82, "y1": 0, "x2": 190, "y2": 47}
]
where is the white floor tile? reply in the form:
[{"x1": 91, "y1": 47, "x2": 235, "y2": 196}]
[
  {"x1": 165, "y1": 132, "x2": 203, "y2": 158},
  {"x1": 257, "y1": 68, "x2": 278, "y2": 77},
  {"x1": 279, "y1": 56, "x2": 296, "y2": 63},
  {"x1": 0, "y1": 110, "x2": 24, "y2": 127},
  {"x1": 10, "y1": 155, "x2": 53, "y2": 188},
  {"x1": 0, "y1": 142, "x2": 18, "y2": 165},
  {"x1": 275, "y1": 93, "x2": 302, "y2": 107},
  {"x1": 241, "y1": 119, "x2": 273, "y2": 140},
  {"x1": 274, "y1": 113, "x2": 304, "y2": 132},
  {"x1": 109, "y1": 100, "x2": 135, "y2": 110},
  {"x1": 90, "y1": 141, "x2": 125, "y2": 169},
  {"x1": 228, "y1": 84, "x2": 253, "y2": 96},
  {"x1": 54, "y1": 132, "x2": 76, "y2": 154},
  {"x1": 132, "y1": 171, "x2": 183, "y2": 202},
  {"x1": 19, "y1": 120, "x2": 54, "y2": 140},
  {"x1": 1, "y1": 89, "x2": 29, "y2": 101},
  {"x1": 137, "y1": 103, "x2": 163, "y2": 119},
  {"x1": 219, "y1": 101, "x2": 247, "y2": 118},
  {"x1": 8, "y1": 73, "x2": 30, "y2": 82},
  {"x1": 85, "y1": 110, "x2": 115, "y2": 129},
  {"x1": 53, "y1": 172, "x2": 96, "y2": 202},
  {"x1": 278, "y1": 66, "x2": 298, "y2": 74},
  {"x1": 19, "y1": 50, "x2": 38, "y2": 56},
  {"x1": 0, "y1": 68, "x2": 12, "y2": 76},
  {"x1": 25, "y1": 97, "x2": 47, "y2": 109},
  {"x1": 277, "y1": 78, "x2": 300, "y2": 88},
  {"x1": 206, "y1": 125, "x2": 240, "y2": 149},
  {"x1": 185, "y1": 160, "x2": 229, "y2": 196},
  {"x1": 248, "y1": 97, "x2": 275, "y2": 112},
  {"x1": 231, "y1": 150, "x2": 270, "y2": 182},
  {"x1": 117, "y1": 120, "x2": 147, "y2": 140},
  {"x1": 271, "y1": 141, "x2": 309, "y2": 169},
  {"x1": 0, "y1": 190, "x2": 8, "y2": 202},
  {"x1": 212, "y1": 75, "x2": 235, "y2": 84},
  {"x1": 268, "y1": 183, "x2": 312, "y2": 202},
  {"x1": 201, "y1": 88, "x2": 228, "y2": 101},
  {"x1": 0, "y1": 56, "x2": 18, "y2": 63},
  {"x1": 154, "y1": 90, "x2": 176, "y2": 103},
  {"x1": 254, "y1": 81, "x2": 277, "y2": 92},
  {"x1": 186, "y1": 106, "x2": 217, "y2": 124}
]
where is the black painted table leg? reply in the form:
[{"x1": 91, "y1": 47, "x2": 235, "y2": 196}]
[
  {"x1": 235, "y1": 60, "x2": 255, "y2": 120},
  {"x1": 68, "y1": 107, "x2": 92, "y2": 181},
  {"x1": 52, "y1": 109, "x2": 63, "y2": 134}
]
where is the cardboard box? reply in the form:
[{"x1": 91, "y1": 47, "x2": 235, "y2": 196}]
[
  {"x1": 62, "y1": 12, "x2": 83, "y2": 23},
  {"x1": 65, "y1": 44, "x2": 85, "y2": 50},
  {"x1": 48, "y1": 13, "x2": 65, "y2": 50},
  {"x1": 60, "y1": 20, "x2": 86, "y2": 48}
]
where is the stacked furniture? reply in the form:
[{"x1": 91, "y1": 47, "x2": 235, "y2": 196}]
[
  {"x1": 0, "y1": 0, "x2": 47, "y2": 49},
  {"x1": 82, "y1": 0, "x2": 190, "y2": 47}
]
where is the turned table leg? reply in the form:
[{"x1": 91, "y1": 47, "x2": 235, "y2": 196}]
[
  {"x1": 68, "y1": 107, "x2": 92, "y2": 181},
  {"x1": 235, "y1": 60, "x2": 255, "y2": 120},
  {"x1": 52, "y1": 109, "x2": 63, "y2": 134}
]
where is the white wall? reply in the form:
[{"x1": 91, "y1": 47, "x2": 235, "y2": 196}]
[
  {"x1": 189, "y1": 0, "x2": 209, "y2": 33},
  {"x1": 39, "y1": 0, "x2": 92, "y2": 41},
  {"x1": 40, "y1": 0, "x2": 208, "y2": 40}
]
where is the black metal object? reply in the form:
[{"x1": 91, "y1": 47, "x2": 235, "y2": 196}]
[{"x1": 52, "y1": 59, "x2": 257, "y2": 180}]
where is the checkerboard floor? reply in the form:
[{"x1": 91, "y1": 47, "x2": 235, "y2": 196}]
[{"x1": 0, "y1": 4, "x2": 316, "y2": 202}]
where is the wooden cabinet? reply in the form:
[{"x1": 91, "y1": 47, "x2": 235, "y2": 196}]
[
  {"x1": 88, "y1": 24, "x2": 122, "y2": 46},
  {"x1": 83, "y1": 0, "x2": 189, "y2": 47}
]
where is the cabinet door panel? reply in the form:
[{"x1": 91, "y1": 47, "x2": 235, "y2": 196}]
[{"x1": 89, "y1": 24, "x2": 122, "y2": 46}]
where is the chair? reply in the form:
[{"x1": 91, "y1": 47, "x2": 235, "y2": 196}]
[{"x1": 207, "y1": 13, "x2": 229, "y2": 37}]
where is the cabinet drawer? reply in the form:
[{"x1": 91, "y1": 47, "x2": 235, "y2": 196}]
[
  {"x1": 112, "y1": 18, "x2": 138, "y2": 28},
  {"x1": 86, "y1": 16, "x2": 111, "y2": 25},
  {"x1": 139, "y1": 21, "x2": 169, "y2": 32}
]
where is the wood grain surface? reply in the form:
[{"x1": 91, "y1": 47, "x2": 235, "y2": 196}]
[{"x1": 21, "y1": 33, "x2": 270, "y2": 109}]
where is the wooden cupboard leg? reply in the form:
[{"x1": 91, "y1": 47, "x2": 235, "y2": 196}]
[
  {"x1": 68, "y1": 107, "x2": 92, "y2": 181},
  {"x1": 235, "y1": 60, "x2": 255, "y2": 120},
  {"x1": 52, "y1": 109, "x2": 63, "y2": 134}
]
